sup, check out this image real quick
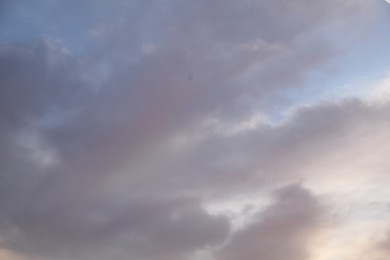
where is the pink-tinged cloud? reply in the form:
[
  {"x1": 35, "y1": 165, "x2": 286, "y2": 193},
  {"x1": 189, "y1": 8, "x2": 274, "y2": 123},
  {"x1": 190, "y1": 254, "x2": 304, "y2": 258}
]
[{"x1": 0, "y1": 1, "x2": 388, "y2": 260}]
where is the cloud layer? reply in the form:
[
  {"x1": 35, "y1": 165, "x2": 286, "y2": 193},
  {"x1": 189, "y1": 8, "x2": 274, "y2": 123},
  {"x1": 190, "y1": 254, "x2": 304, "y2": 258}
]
[{"x1": 0, "y1": 1, "x2": 389, "y2": 260}]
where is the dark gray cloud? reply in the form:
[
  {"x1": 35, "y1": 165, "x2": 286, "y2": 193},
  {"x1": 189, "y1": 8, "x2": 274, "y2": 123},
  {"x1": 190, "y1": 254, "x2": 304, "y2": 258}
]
[
  {"x1": 0, "y1": 38, "x2": 89, "y2": 231},
  {"x1": 0, "y1": 38, "x2": 88, "y2": 127},
  {"x1": 4, "y1": 197, "x2": 229, "y2": 260}
]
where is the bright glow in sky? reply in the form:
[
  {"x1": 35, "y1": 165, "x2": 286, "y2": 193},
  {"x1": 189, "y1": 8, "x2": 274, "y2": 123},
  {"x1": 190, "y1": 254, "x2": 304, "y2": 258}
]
[{"x1": 1, "y1": 1, "x2": 390, "y2": 260}]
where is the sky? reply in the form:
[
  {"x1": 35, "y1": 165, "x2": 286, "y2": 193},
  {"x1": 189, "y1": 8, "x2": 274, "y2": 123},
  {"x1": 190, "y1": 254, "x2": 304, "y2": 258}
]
[{"x1": 0, "y1": 0, "x2": 390, "y2": 259}]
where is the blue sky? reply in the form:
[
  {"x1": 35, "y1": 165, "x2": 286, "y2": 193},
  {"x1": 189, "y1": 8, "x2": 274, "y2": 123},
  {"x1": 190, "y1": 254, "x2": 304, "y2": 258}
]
[{"x1": 1, "y1": 1, "x2": 390, "y2": 260}]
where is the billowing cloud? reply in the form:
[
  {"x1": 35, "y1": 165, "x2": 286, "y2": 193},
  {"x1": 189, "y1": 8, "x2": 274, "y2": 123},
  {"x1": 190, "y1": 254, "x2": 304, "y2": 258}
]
[{"x1": 217, "y1": 184, "x2": 323, "y2": 260}]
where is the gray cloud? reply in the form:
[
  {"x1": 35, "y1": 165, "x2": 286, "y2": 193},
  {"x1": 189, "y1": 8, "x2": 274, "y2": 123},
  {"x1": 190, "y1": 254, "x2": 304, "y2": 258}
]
[
  {"x1": 0, "y1": 0, "x2": 383, "y2": 259},
  {"x1": 35, "y1": 0, "x2": 372, "y2": 188},
  {"x1": 217, "y1": 184, "x2": 323, "y2": 260},
  {"x1": 5, "y1": 197, "x2": 229, "y2": 260},
  {"x1": 0, "y1": 38, "x2": 88, "y2": 127},
  {"x1": 125, "y1": 99, "x2": 390, "y2": 198}
]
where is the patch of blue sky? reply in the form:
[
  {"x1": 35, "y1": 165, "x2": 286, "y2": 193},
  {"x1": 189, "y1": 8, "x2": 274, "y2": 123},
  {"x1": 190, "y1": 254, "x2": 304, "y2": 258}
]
[
  {"x1": 0, "y1": 0, "x2": 100, "y2": 55},
  {"x1": 280, "y1": 10, "x2": 390, "y2": 109}
]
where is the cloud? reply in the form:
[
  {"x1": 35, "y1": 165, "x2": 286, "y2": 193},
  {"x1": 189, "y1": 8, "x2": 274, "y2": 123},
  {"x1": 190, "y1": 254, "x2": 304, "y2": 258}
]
[
  {"x1": 4, "y1": 197, "x2": 229, "y2": 260},
  {"x1": 133, "y1": 98, "x2": 390, "y2": 198},
  {"x1": 0, "y1": 0, "x2": 385, "y2": 259},
  {"x1": 216, "y1": 184, "x2": 323, "y2": 260},
  {"x1": 0, "y1": 38, "x2": 86, "y2": 127}
]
